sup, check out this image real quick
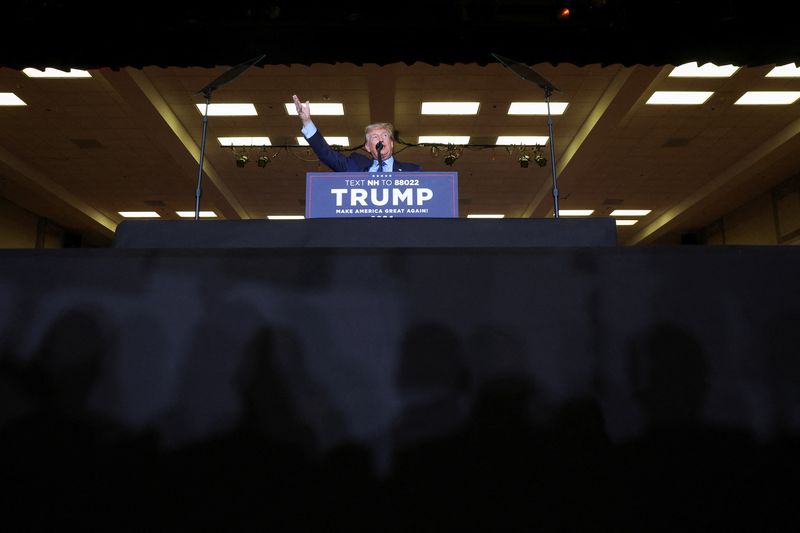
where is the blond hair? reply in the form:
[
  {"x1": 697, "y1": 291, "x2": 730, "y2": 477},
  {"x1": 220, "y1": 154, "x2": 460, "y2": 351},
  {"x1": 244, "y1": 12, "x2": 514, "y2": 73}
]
[{"x1": 364, "y1": 122, "x2": 395, "y2": 143}]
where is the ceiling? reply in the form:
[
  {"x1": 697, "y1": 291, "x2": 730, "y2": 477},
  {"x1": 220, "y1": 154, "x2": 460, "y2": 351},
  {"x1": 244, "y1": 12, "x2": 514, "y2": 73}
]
[{"x1": 2, "y1": 1, "x2": 800, "y2": 246}]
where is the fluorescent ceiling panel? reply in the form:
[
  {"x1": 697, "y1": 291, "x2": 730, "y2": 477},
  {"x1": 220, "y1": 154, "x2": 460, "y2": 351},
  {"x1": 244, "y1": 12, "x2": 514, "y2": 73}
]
[
  {"x1": 615, "y1": 220, "x2": 638, "y2": 226},
  {"x1": 496, "y1": 136, "x2": 549, "y2": 146},
  {"x1": 507, "y1": 102, "x2": 568, "y2": 115},
  {"x1": 296, "y1": 137, "x2": 350, "y2": 146},
  {"x1": 196, "y1": 103, "x2": 257, "y2": 116},
  {"x1": 421, "y1": 102, "x2": 480, "y2": 115},
  {"x1": 418, "y1": 136, "x2": 470, "y2": 144},
  {"x1": 284, "y1": 103, "x2": 344, "y2": 115},
  {"x1": 119, "y1": 211, "x2": 160, "y2": 218},
  {"x1": 669, "y1": 62, "x2": 739, "y2": 78},
  {"x1": 610, "y1": 209, "x2": 652, "y2": 216},
  {"x1": 23, "y1": 68, "x2": 91, "y2": 78},
  {"x1": 176, "y1": 211, "x2": 217, "y2": 218},
  {"x1": 766, "y1": 63, "x2": 800, "y2": 77},
  {"x1": 0, "y1": 93, "x2": 26, "y2": 106},
  {"x1": 218, "y1": 137, "x2": 272, "y2": 146},
  {"x1": 559, "y1": 210, "x2": 594, "y2": 216},
  {"x1": 646, "y1": 91, "x2": 714, "y2": 105},
  {"x1": 734, "y1": 91, "x2": 800, "y2": 105}
]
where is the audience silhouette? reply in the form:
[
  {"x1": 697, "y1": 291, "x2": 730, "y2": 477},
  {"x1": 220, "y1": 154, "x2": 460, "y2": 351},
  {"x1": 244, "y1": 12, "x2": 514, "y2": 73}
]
[
  {"x1": 159, "y1": 324, "x2": 319, "y2": 530},
  {"x1": 2, "y1": 304, "x2": 793, "y2": 531},
  {"x1": 618, "y1": 322, "x2": 761, "y2": 532},
  {"x1": 0, "y1": 306, "x2": 156, "y2": 531}
]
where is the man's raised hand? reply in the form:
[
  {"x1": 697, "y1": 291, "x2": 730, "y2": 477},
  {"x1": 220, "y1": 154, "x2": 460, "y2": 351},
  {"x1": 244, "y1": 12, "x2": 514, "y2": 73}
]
[{"x1": 292, "y1": 94, "x2": 312, "y2": 126}]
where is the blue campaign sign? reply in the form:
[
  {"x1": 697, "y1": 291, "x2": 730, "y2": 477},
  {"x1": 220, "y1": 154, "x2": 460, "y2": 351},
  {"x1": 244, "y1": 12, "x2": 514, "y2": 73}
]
[{"x1": 305, "y1": 172, "x2": 458, "y2": 218}]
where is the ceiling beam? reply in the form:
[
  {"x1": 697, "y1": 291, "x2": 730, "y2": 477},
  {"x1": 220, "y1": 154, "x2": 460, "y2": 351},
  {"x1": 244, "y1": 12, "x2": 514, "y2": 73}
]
[
  {"x1": 94, "y1": 68, "x2": 249, "y2": 220},
  {"x1": 0, "y1": 145, "x2": 116, "y2": 234},
  {"x1": 123, "y1": 68, "x2": 250, "y2": 220},
  {"x1": 520, "y1": 66, "x2": 643, "y2": 218},
  {"x1": 629, "y1": 113, "x2": 800, "y2": 244}
]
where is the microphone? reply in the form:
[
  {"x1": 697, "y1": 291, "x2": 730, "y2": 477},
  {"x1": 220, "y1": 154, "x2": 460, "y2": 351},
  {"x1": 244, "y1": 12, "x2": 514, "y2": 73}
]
[{"x1": 376, "y1": 141, "x2": 384, "y2": 170}]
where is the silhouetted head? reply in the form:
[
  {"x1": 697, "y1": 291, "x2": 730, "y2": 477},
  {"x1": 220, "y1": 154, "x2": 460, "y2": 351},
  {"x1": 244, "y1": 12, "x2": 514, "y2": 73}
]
[
  {"x1": 397, "y1": 323, "x2": 468, "y2": 396},
  {"x1": 35, "y1": 307, "x2": 109, "y2": 409},
  {"x1": 235, "y1": 326, "x2": 315, "y2": 451},
  {"x1": 628, "y1": 323, "x2": 708, "y2": 427}
]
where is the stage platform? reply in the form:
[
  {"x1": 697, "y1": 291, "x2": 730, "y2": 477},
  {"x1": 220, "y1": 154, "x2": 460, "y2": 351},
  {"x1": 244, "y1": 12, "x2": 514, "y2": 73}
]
[{"x1": 112, "y1": 218, "x2": 618, "y2": 248}]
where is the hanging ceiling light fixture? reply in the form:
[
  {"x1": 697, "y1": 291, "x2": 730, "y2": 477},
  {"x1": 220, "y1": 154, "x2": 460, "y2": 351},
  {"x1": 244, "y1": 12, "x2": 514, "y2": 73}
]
[
  {"x1": 533, "y1": 144, "x2": 547, "y2": 167},
  {"x1": 444, "y1": 144, "x2": 461, "y2": 166}
]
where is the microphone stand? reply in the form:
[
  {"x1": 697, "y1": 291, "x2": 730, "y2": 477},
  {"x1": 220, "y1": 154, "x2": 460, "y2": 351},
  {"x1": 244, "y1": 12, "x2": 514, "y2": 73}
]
[
  {"x1": 543, "y1": 83, "x2": 560, "y2": 218},
  {"x1": 492, "y1": 53, "x2": 562, "y2": 218},
  {"x1": 376, "y1": 141, "x2": 384, "y2": 171},
  {"x1": 193, "y1": 53, "x2": 266, "y2": 221}
]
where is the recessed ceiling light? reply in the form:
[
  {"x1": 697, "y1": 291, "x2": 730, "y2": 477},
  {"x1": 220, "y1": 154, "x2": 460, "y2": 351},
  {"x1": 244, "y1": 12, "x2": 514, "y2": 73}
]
[
  {"x1": 610, "y1": 209, "x2": 652, "y2": 216},
  {"x1": 421, "y1": 102, "x2": 480, "y2": 115},
  {"x1": 646, "y1": 91, "x2": 714, "y2": 105},
  {"x1": 418, "y1": 136, "x2": 470, "y2": 144},
  {"x1": 615, "y1": 219, "x2": 638, "y2": 226},
  {"x1": 217, "y1": 137, "x2": 272, "y2": 146},
  {"x1": 267, "y1": 215, "x2": 305, "y2": 220},
  {"x1": 507, "y1": 102, "x2": 568, "y2": 115},
  {"x1": 296, "y1": 137, "x2": 350, "y2": 146},
  {"x1": 496, "y1": 136, "x2": 549, "y2": 146},
  {"x1": 467, "y1": 214, "x2": 505, "y2": 218},
  {"x1": 284, "y1": 103, "x2": 344, "y2": 115},
  {"x1": 734, "y1": 91, "x2": 800, "y2": 105},
  {"x1": 22, "y1": 68, "x2": 91, "y2": 78},
  {"x1": 765, "y1": 63, "x2": 800, "y2": 78},
  {"x1": 669, "y1": 62, "x2": 739, "y2": 78},
  {"x1": 176, "y1": 211, "x2": 217, "y2": 218},
  {"x1": 195, "y1": 103, "x2": 257, "y2": 116},
  {"x1": 559, "y1": 210, "x2": 594, "y2": 216},
  {"x1": 0, "y1": 93, "x2": 26, "y2": 106},
  {"x1": 119, "y1": 211, "x2": 160, "y2": 218}
]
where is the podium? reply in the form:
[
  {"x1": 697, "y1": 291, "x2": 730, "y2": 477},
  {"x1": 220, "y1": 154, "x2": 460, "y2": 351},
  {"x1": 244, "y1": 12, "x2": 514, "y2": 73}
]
[{"x1": 305, "y1": 171, "x2": 458, "y2": 218}]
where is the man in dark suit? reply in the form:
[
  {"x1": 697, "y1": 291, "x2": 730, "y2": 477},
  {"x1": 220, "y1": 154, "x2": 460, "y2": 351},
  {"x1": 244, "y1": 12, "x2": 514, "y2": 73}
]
[{"x1": 293, "y1": 95, "x2": 421, "y2": 172}]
